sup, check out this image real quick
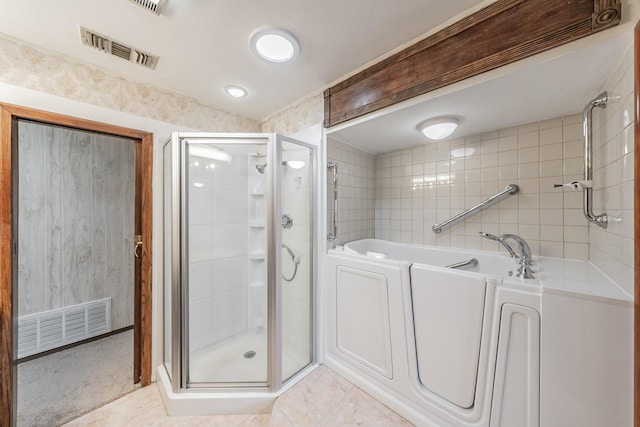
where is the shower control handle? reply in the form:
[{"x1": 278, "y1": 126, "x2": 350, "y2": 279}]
[{"x1": 281, "y1": 214, "x2": 293, "y2": 229}]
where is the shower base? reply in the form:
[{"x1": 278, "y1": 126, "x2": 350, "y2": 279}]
[
  {"x1": 190, "y1": 327, "x2": 310, "y2": 383},
  {"x1": 158, "y1": 327, "x2": 315, "y2": 416}
]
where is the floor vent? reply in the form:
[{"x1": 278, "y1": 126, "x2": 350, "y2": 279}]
[
  {"x1": 80, "y1": 27, "x2": 159, "y2": 70},
  {"x1": 129, "y1": 0, "x2": 162, "y2": 15},
  {"x1": 17, "y1": 298, "x2": 112, "y2": 359}
]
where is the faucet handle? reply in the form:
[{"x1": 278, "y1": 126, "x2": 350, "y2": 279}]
[
  {"x1": 516, "y1": 263, "x2": 535, "y2": 279},
  {"x1": 553, "y1": 180, "x2": 593, "y2": 190}
]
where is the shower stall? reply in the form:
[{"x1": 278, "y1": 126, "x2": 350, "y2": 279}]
[{"x1": 161, "y1": 132, "x2": 316, "y2": 411}]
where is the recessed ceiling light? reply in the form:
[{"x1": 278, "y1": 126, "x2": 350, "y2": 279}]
[
  {"x1": 419, "y1": 117, "x2": 460, "y2": 140},
  {"x1": 225, "y1": 85, "x2": 248, "y2": 98},
  {"x1": 250, "y1": 29, "x2": 299, "y2": 63}
]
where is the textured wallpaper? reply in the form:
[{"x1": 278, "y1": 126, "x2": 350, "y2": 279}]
[
  {"x1": 0, "y1": 34, "x2": 260, "y2": 132},
  {"x1": 261, "y1": 92, "x2": 324, "y2": 135}
]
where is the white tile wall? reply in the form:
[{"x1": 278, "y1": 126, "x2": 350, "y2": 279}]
[
  {"x1": 187, "y1": 147, "x2": 249, "y2": 351},
  {"x1": 374, "y1": 115, "x2": 591, "y2": 260},
  {"x1": 327, "y1": 138, "x2": 376, "y2": 245},
  {"x1": 590, "y1": 45, "x2": 635, "y2": 295}
]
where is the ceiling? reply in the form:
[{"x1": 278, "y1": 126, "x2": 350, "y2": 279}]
[
  {"x1": 328, "y1": 30, "x2": 633, "y2": 153},
  {"x1": 0, "y1": 0, "x2": 484, "y2": 120}
]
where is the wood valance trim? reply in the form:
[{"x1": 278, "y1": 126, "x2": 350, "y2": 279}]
[{"x1": 323, "y1": 0, "x2": 622, "y2": 128}]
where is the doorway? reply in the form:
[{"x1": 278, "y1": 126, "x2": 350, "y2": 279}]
[{"x1": 0, "y1": 104, "x2": 153, "y2": 426}]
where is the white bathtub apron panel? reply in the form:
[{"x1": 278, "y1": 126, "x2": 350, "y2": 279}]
[
  {"x1": 410, "y1": 265, "x2": 487, "y2": 409},
  {"x1": 490, "y1": 304, "x2": 540, "y2": 427},
  {"x1": 336, "y1": 266, "x2": 393, "y2": 379}
]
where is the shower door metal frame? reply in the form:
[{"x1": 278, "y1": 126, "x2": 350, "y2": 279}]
[
  {"x1": 273, "y1": 134, "x2": 324, "y2": 391},
  {"x1": 271, "y1": 134, "x2": 319, "y2": 391},
  {"x1": 167, "y1": 132, "x2": 317, "y2": 393}
]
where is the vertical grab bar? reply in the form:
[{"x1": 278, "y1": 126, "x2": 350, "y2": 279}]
[
  {"x1": 327, "y1": 162, "x2": 338, "y2": 241},
  {"x1": 582, "y1": 91, "x2": 609, "y2": 228}
]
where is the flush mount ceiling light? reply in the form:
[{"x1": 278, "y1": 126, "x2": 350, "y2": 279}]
[
  {"x1": 250, "y1": 29, "x2": 300, "y2": 63},
  {"x1": 419, "y1": 117, "x2": 460, "y2": 141},
  {"x1": 187, "y1": 144, "x2": 232, "y2": 163},
  {"x1": 225, "y1": 85, "x2": 248, "y2": 98},
  {"x1": 283, "y1": 160, "x2": 305, "y2": 169}
]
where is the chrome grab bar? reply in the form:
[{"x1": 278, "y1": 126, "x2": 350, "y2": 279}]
[
  {"x1": 581, "y1": 91, "x2": 609, "y2": 228},
  {"x1": 445, "y1": 258, "x2": 478, "y2": 269},
  {"x1": 432, "y1": 184, "x2": 519, "y2": 233},
  {"x1": 327, "y1": 162, "x2": 338, "y2": 241}
]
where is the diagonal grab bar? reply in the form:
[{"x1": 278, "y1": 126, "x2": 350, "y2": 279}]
[{"x1": 432, "y1": 184, "x2": 519, "y2": 233}]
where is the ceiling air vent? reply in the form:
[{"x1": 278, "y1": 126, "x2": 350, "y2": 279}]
[
  {"x1": 80, "y1": 27, "x2": 159, "y2": 70},
  {"x1": 129, "y1": 0, "x2": 161, "y2": 15}
]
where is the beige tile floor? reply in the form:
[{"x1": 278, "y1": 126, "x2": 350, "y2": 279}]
[{"x1": 63, "y1": 366, "x2": 415, "y2": 426}]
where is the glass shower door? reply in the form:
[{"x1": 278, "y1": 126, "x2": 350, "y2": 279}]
[
  {"x1": 183, "y1": 136, "x2": 270, "y2": 386},
  {"x1": 163, "y1": 132, "x2": 316, "y2": 392},
  {"x1": 279, "y1": 136, "x2": 314, "y2": 382}
]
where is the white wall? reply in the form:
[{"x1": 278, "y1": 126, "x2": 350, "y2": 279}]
[{"x1": 590, "y1": 44, "x2": 635, "y2": 295}]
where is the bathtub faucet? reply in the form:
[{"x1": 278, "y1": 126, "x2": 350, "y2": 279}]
[{"x1": 479, "y1": 232, "x2": 534, "y2": 279}]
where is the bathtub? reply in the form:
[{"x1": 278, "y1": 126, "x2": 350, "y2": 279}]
[{"x1": 325, "y1": 239, "x2": 633, "y2": 427}]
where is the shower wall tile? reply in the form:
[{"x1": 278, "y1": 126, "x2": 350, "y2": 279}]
[
  {"x1": 327, "y1": 138, "x2": 376, "y2": 246},
  {"x1": 189, "y1": 261, "x2": 214, "y2": 303},
  {"x1": 281, "y1": 146, "x2": 314, "y2": 365},
  {"x1": 590, "y1": 45, "x2": 635, "y2": 295},
  {"x1": 187, "y1": 153, "x2": 250, "y2": 350},
  {"x1": 212, "y1": 257, "x2": 248, "y2": 296},
  {"x1": 18, "y1": 122, "x2": 136, "y2": 330},
  {"x1": 374, "y1": 114, "x2": 589, "y2": 260}
]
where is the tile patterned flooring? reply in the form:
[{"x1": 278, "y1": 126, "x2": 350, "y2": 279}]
[{"x1": 63, "y1": 366, "x2": 414, "y2": 426}]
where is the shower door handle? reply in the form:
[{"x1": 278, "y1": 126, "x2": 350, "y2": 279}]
[{"x1": 134, "y1": 234, "x2": 143, "y2": 258}]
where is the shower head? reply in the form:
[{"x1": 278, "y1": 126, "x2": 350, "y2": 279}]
[
  {"x1": 256, "y1": 163, "x2": 267, "y2": 174},
  {"x1": 282, "y1": 243, "x2": 300, "y2": 264}
]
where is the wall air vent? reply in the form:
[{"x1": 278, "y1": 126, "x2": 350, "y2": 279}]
[
  {"x1": 129, "y1": 0, "x2": 161, "y2": 15},
  {"x1": 17, "y1": 298, "x2": 112, "y2": 359},
  {"x1": 80, "y1": 27, "x2": 159, "y2": 70}
]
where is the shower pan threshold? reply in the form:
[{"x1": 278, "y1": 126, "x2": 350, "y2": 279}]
[{"x1": 156, "y1": 363, "x2": 319, "y2": 416}]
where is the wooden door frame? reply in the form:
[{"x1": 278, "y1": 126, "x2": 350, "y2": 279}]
[
  {"x1": 635, "y1": 19, "x2": 640, "y2": 427},
  {"x1": 0, "y1": 103, "x2": 153, "y2": 426}
]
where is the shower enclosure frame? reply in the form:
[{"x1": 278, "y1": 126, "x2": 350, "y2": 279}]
[{"x1": 164, "y1": 132, "x2": 318, "y2": 395}]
